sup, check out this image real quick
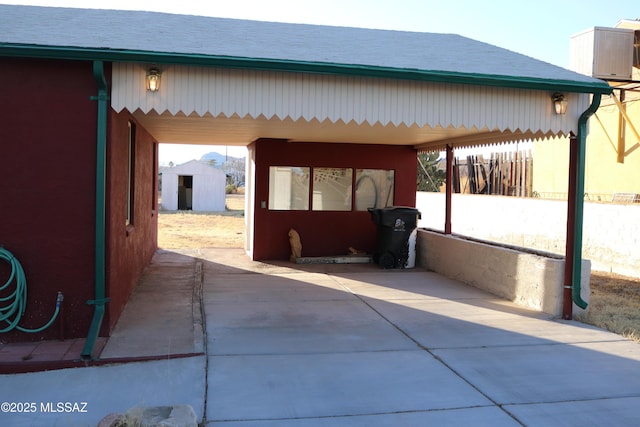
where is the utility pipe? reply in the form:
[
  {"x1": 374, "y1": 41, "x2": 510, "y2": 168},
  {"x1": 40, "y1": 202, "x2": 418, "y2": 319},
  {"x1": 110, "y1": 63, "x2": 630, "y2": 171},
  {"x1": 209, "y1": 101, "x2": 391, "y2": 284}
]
[
  {"x1": 564, "y1": 93, "x2": 602, "y2": 318},
  {"x1": 445, "y1": 145, "x2": 453, "y2": 234},
  {"x1": 82, "y1": 60, "x2": 109, "y2": 359}
]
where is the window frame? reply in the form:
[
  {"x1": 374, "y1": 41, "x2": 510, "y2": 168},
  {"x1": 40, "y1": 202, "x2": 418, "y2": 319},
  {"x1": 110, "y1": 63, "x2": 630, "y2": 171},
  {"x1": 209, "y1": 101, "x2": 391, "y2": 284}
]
[
  {"x1": 126, "y1": 121, "x2": 136, "y2": 226},
  {"x1": 267, "y1": 165, "x2": 395, "y2": 212}
]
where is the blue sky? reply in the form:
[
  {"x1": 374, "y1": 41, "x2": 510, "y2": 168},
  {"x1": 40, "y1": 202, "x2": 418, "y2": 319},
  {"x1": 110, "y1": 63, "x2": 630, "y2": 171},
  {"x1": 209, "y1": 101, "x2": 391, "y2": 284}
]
[{"x1": 4, "y1": 0, "x2": 638, "y2": 163}]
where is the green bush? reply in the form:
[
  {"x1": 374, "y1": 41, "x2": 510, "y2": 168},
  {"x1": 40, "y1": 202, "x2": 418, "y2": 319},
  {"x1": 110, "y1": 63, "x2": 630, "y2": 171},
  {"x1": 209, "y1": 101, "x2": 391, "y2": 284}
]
[{"x1": 226, "y1": 184, "x2": 237, "y2": 194}]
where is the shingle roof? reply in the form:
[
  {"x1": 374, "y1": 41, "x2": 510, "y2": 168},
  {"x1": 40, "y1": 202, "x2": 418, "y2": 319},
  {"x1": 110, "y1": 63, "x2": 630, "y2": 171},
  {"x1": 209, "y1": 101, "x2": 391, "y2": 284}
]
[{"x1": 0, "y1": 4, "x2": 610, "y2": 93}]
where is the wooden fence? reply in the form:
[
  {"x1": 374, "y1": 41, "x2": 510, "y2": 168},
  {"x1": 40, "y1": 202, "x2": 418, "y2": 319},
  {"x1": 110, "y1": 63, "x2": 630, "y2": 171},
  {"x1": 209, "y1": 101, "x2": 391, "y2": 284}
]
[{"x1": 452, "y1": 150, "x2": 533, "y2": 196}]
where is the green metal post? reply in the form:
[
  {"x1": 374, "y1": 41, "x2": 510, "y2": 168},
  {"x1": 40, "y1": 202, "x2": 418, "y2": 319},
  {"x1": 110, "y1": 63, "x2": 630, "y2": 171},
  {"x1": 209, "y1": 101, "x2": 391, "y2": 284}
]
[{"x1": 445, "y1": 145, "x2": 453, "y2": 234}]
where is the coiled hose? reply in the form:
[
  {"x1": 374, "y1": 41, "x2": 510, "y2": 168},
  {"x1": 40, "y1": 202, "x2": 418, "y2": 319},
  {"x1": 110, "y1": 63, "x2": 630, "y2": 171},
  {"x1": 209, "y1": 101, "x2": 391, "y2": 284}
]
[{"x1": 0, "y1": 247, "x2": 63, "y2": 333}]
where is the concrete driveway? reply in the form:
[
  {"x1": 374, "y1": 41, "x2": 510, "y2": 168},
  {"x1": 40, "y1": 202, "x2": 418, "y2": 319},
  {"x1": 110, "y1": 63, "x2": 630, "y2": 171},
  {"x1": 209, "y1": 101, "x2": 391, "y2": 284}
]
[
  {"x1": 1, "y1": 248, "x2": 639, "y2": 426},
  {"x1": 199, "y1": 248, "x2": 640, "y2": 426}
]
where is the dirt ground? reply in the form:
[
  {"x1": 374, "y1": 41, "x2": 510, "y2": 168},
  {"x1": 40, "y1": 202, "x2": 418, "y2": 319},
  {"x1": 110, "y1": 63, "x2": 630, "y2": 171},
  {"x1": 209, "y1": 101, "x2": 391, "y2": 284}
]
[
  {"x1": 158, "y1": 193, "x2": 640, "y2": 342},
  {"x1": 158, "y1": 193, "x2": 245, "y2": 249}
]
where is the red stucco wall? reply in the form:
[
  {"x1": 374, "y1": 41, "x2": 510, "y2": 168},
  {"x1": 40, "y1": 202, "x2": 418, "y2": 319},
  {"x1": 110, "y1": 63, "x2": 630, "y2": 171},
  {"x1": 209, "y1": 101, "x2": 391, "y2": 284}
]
[
  {"x1": 252, "y1": 139, "x2": 418, "y2": 260},
  {"x1": 0, "y1": 58, "x2": 158, "y2": 342},
  {"x1": 105, "y1": 111, "x2": 158, "y2": 334},
  {"x1": 0, "y1": 58, "x2": 98, "y2": 341}
]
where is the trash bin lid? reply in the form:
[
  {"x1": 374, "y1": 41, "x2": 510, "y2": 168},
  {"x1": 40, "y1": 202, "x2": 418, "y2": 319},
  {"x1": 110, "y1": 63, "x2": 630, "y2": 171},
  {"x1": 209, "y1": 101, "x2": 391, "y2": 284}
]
[{"x1": 368, "y1": 206, "x2": 421, "y2": 226}]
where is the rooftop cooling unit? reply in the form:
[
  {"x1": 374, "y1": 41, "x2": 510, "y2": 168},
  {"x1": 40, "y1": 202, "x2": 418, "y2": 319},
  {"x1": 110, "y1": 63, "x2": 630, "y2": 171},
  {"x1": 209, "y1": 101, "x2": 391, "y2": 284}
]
[{"x1": 570, "y1": 27, "x2": 634, "y2": 80}]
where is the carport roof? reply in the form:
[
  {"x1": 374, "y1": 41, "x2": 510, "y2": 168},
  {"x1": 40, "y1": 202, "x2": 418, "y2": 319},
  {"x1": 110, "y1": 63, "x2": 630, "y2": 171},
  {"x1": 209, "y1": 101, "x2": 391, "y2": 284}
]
[{"x1": 0, "y1": 4, "x2": 610, "y2": 95}]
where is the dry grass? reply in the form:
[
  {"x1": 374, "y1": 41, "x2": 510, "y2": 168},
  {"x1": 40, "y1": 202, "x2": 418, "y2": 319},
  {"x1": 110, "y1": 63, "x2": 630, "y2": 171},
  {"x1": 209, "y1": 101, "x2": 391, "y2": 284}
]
[
  {"x1": 157, "y1": 194, "x2": 245, "y2": 249},
  {"x1": 576, "y1": 272, "x2": 640, "y2": 342},
  {"x1": 159, "y1": 195, "x2": 640, "y2": 342}
]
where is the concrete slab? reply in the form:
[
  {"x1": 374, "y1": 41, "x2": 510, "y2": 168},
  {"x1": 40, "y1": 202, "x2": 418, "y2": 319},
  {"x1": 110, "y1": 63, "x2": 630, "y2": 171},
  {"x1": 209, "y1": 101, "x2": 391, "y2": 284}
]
[
  {"x1": 0, "y1": 356, "x2": 206, "y2": 427},
  {"x1": 205, "y1": 270, "x2": 417, "y2": 354},
  {"x1": 198, "y1": 247, "x2": 384, "y2": 276},
  {"x1": 505, "y1": 396, "x2": 640, "y2": 426},
  {"x1": 101, "y1": 250, "x2": 201, "y2": 358},
  {"x1": 207, "y1": 299, "x2": 417, "y2": 355},
  {"x1": 198, "y1": 248, "x2": 304, "y2": 275},
  {"x1": 433, "y1": 339, "x2": 640, "y2": 404},
  {"x1": 206, "y1": 350, "x2": 492, "y2": 422},
  {"x1": 204, "y1": 272, "x2": 355, "y2": 303},
  {"x1": 332, "y1": 270, "x2": 494, "y2": 300},
  {"x1": 209, "y1": 406, "x2": 520, "y2": 426},
  {"x1": 199, "y1": 249, "x2": 640, "y2": 426},
  {"x1": 361, "y1": 298, "x2": 621, "y2": 349}
]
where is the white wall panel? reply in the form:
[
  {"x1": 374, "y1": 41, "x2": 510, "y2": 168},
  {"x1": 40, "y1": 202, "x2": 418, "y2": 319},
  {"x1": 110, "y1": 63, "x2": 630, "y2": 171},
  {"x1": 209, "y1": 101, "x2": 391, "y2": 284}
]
[{"x1": 112, "y1": 63, "x2": 586, "y2": 135}]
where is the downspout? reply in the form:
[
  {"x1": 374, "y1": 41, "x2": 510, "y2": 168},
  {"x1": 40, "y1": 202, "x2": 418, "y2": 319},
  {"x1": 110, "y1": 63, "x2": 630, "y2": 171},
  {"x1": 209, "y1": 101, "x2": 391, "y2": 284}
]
[
  {"x1": 564, "y1": 93, "x2": 602, "y2": 318},
  {"x1": 82, "y1": 60, "x2": 109, "y2": 359}
]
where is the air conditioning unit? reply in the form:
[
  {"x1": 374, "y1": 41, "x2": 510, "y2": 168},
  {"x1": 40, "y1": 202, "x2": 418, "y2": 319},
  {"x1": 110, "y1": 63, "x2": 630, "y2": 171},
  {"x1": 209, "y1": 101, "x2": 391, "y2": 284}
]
[{"x1": 570, "y1": 27, "x2": 634, "y2": 80}]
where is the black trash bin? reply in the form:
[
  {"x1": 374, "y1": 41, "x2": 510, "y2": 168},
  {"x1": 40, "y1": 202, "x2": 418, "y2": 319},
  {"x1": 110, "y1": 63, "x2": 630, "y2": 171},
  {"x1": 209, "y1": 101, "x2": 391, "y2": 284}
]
[{"x1": 368, "y1": 206, "x2": 421, "y2": 269}]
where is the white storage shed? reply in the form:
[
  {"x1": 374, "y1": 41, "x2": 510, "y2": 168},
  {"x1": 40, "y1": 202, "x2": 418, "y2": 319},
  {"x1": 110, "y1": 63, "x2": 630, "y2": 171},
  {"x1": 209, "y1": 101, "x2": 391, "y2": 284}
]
[{"x1": 160, "y1": 160, "x2": 226, "y2": 211}]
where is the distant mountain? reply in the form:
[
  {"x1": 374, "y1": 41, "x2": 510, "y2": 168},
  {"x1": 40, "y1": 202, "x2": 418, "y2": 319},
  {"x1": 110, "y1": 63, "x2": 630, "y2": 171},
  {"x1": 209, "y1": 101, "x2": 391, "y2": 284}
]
[
  {"x1": 201, "y1": 152, "x2": 227, "y2": 166},
  {"x1": 200, "y1": 151, "x2": 246, "y2": 186},
  {"x1": 200, "y1": 151, "x2": 244, "y2": 167}
]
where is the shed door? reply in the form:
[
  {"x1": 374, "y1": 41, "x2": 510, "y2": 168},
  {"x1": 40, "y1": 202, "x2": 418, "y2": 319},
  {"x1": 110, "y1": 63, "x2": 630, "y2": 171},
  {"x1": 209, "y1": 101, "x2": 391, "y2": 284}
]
[{"x1": 178, "y1": 175, "x2": 193, "y2": 210}]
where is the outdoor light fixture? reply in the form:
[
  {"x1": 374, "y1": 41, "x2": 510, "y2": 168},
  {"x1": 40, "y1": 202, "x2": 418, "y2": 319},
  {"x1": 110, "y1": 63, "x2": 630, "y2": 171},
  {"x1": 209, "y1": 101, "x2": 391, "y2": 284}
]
[
  {"x1": 146, "y1": 68, "x2": 161, "y2": 92},
  {"x1": 552, "y1": 92, "x2": 568, "y2": 115}
]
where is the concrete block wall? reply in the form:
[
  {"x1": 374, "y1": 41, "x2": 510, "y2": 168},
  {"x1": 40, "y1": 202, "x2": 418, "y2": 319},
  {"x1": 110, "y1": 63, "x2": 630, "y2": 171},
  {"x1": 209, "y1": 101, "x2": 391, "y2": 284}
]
[
  {"x1": 417, "y1": 229, "x2": 590, "y2": 316},
  {"x1": 416, "y1": 192, "x2": 640, "y2": 278}
]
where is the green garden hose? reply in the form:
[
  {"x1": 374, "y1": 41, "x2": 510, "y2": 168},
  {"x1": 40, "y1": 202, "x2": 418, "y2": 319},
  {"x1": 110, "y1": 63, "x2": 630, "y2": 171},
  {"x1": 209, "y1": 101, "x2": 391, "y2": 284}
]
[{"x1": 0, "y1": 247, "x2": 63, "y2": 333}]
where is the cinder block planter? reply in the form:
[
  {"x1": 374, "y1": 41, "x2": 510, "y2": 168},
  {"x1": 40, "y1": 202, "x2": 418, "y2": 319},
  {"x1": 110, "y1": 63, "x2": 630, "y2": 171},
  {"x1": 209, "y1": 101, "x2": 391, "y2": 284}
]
[{"x1": 416, "y1": 229, "x2": 590, "y2": 316}]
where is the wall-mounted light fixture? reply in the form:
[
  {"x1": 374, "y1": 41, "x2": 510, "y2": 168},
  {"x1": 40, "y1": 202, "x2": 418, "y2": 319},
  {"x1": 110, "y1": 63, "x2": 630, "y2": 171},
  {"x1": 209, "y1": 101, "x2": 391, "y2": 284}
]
[
  {"x1": 146, "y1": 68, "x2": 161, "y2": 92},
  {"x1": 552, "y1": 92, "x2": 568, "y2": 115}
]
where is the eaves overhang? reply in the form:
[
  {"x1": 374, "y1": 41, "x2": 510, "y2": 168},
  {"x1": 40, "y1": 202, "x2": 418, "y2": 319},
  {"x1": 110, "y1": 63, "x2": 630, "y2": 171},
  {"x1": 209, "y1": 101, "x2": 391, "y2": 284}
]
[{"x1": 0, "y1": 43, "x2": 613, "y2": 96}]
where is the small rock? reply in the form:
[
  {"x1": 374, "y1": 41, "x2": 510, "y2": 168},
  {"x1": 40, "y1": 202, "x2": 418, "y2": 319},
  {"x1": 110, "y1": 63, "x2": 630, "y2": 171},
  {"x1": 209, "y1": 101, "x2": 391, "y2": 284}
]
[
  {"x1": 124, "y1": 405, "x2": 197, "y2": 427},
  {"x1": 96, "y1": 412, "x2": 126, "y2": 427}
]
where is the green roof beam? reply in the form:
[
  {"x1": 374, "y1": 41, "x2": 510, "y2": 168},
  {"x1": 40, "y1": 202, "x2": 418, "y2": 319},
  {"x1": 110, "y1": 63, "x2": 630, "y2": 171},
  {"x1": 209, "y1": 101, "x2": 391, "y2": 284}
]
[{"x1": 0, "y1": 43, "x2": 613, "y2": 95}]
